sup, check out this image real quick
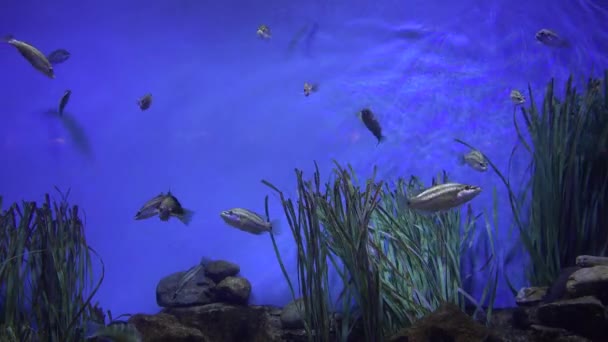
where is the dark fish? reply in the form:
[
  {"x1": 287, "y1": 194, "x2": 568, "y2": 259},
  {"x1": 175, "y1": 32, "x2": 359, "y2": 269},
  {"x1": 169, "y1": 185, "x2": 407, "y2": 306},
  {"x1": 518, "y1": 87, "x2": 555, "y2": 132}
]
[
  {"x1": 137, "y1": 93, "x2": 152, "y2": 111},
  {"x1": 358, "y1": 108, "x2": 386, "y2": 145},
  {"x1": 46, "y1": 49, "x2": 71, "y2": 65},
  {"x1": 58, "y1": 90, "x2": 71, "y2": 116},
  {"x1": 158, "y1": 192, "x2": 194, "y2": 225},
  {"x1": 303, "y1": 22, "x2": 318, "y2": 57},
  {"x1": 303, "y1": 82, "x2": 318, "y2": 96},
  {"x1": 3, "y1": 35, "x2": 54, "y2": 78},
  {"x1": 535, "y1": 29, "x2": 569, "y2": 48}
]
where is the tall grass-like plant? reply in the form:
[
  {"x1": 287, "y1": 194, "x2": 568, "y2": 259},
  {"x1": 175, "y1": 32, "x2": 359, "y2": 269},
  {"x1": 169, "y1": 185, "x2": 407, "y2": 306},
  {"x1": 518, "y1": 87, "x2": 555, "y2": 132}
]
[
  {"x1": 0, "y1": 190, "x2": 104, "y2": 342},
  {"x1": 264, "y1": 162, "x2": 498, "y2": 340},
  {"x1": 460, "y1": 72, "x2": 608, "y2": 287},
  {"x1": 263, "y1": 166, "x2": 334, "y2": 342}
]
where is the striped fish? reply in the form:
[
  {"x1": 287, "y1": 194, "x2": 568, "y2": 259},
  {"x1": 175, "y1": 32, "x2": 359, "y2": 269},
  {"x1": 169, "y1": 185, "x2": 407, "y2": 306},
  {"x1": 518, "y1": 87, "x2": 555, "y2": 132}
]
[
  {"x1": 220, "y1": 208, "x2": 280, "y2": 235},
  {"x1": 407, "y1": 182, "x2": 481, "y2": 212}
]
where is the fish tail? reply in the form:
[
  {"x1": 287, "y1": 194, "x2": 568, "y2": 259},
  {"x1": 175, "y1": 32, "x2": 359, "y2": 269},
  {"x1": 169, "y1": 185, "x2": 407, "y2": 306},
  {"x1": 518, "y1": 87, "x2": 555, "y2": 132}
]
[
  {"x1": 457, "y1": 153, "x2": 465, "y2": 165},
  {"x1": 177, "y1": 209, "x2": 194, "y2": 226},
  {"x1": 376, "y1": 135, "x2": 386, "y2": 146},
  {"x1": 269, "y1": 219, "x2": 281, "y2": 235},
  {"x1": 84, "y1": 321, "x2": 104, "y2": 338}
]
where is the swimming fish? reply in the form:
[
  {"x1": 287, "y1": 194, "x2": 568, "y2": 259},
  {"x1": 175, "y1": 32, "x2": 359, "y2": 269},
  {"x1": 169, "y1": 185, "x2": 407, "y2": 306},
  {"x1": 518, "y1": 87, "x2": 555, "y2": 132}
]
[
  {"x1": 510, "y1": 90, "x2": 525, "y2": 105},
  {"x1": 458, "y1": 149, "x2": 488, "y2": 172},
  {"x1": 535, "y1": 29, "x2": 569, "y2": 48},
  {"x1": 220, "y1": 208, "x2": 280, "y2": 235},
  {"x1": 3, "y1": 35, "x2": 54, "y2": 78},
  {"x1": 137, "y1": 93, "x2": 152, "y2": 111},
  {"x1": 303, "y1": 82, "x2": 318, "y2": 96},
  {"x1": 256, "y1": 25, "x2": 271, "y2": 40},
  {"x1": 158, "y1": 192, "x2": 194, "y2": 226},
  {"x1": 406, "y1": 182, "x2": 481, "y2": 212},
  {"x1": 58, "y1": 90, "x2": 72, "y2": 116},
  {"x1": 134, "y1": 193, "x2": 166, "y2": 220},
  {"x1": 85, "y1": 320, "x2": 142, "y2": 342},
  {"x1": 46, "y1": 48, "x2": 71, "y2": 65},
  {"x1": 358, "y1": 108, "x2": 386, "y2": 145}
]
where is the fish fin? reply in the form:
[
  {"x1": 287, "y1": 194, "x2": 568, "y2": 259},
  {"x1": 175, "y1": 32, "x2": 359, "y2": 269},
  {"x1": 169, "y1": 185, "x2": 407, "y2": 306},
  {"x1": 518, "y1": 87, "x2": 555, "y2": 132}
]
[
  {"x1": 85, "y1": 321, "x2": 104, "y2": 338},
  {"x1": 457, "y1": 154, "x2": 466, "y2": 165},
  {"x1": 269, "y1": 219, "x2": 281, "y2": 235},
  {"x1": 376, "y1": 135, "x2": 386, "y2": 146},
  {"x1": 176, "y1": 209, "x2": 194, "y2": 226}
]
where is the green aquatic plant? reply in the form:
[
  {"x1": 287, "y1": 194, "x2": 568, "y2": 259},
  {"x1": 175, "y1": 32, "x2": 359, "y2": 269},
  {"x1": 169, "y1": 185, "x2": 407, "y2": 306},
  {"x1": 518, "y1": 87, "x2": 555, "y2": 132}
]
[
  {"x1": 459, "y1": 71, "x2": 608, "y2": 287},
  {"x1": 0, "y1": 190, "x2": 104, "y2": 342},
  {"x1": 263, "y1": 162, "x2": 498, "y2": 340}
]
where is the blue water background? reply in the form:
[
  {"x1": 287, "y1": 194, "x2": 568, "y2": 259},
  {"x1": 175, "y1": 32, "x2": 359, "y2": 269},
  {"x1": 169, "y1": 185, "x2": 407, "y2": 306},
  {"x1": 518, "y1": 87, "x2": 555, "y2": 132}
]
[{"x1": 1, "y1": 0, "x2": 607, "y2": 316}]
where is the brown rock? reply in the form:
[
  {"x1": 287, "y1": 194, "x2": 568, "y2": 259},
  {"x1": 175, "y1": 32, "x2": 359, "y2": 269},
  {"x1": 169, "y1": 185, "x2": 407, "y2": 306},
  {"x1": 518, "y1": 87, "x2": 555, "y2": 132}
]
[
  {"x1": 129, "y1": 312, "x2": 209, "y2": 341},
  {"x1": 216, "y1": 276, "x2": 252, "y2": 305},
  {"x1": 204, "y1": 260, "x2": 240, "y2": 282},
  {"x1": 566, "y1": 266, "x2": 608, "y2": 301},
  {"x1": 397, "y1": 303, "x2": 501, "y2": 342},
  {"x1": 536, "y1": 296, "x2": 608, "y2": 340},
  {"x1": 516, "y1": 286, "x2": 548, "y2": 306}
]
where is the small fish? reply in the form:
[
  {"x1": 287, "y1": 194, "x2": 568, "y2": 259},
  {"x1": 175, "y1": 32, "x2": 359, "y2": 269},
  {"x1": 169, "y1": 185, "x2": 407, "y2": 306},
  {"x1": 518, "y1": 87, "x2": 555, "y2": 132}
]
[
  {"x1": 85, "y1": 320, "x2": 142, "y2": 342},
  {"x1": 358, "y1": 108, "x2": 386, "y2": 145},
  {"x1": 158, "y1": 192, "x2": 194, "y2": 225},
  {"x1": 220, "y1": 208, "x2": 280, "y2": 235},
  {"x1": 134, "y1": 193, "x2": 166, "y2": 220},
  {"x1": 58, "y1": 90, "x2": 72, "y2": 116},
  {"x1": 535, "y1": 29, "x2": 568, "y2": 48},
  {"x1": 46, "y1": 48, "x2": 70, "y2": 65},
  {"x1": 406, "y1": 182, "x2": 481, "y2": 212},
  {"x1": 510, "y1": 90, "x2": 525, "y2": 105},
  {"x1": 458, "y1": 149, "x2": 488, "y2": 172},
  {"x1": 3, "y1": 35, "x2": 54, "y2": 78},
  {"x1": 137, "y1": 93, "x2": 152, "y2": 111},
  {"x1": 257, "y1": 25, "x2": 271, "y2": 39},
  {"x1": 172, "y1": 263, "x2": 203, "y2": 299},
  {"x1": 303, "y1": 82, "x2": 318, "y2": 96}
]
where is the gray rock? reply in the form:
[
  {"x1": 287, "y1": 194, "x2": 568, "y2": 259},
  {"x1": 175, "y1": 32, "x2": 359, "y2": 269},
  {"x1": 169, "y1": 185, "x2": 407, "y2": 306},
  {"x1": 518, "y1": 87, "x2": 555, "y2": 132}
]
[
  {"x1": 576, "y1": 255, "x2": 608, "y2": 267},
  {"x1": 156, "y1": 270, "x2": 216, "y2": 308},
  {"x1": 215, "y1": 276, "x2": 251, "y2": 305},
  {"x1": 204, "y1": 260, "x2": 240, "y2": 282},
  {"x1": 566, "y1": 265, "x2": 608, "y2": 300},
  {"x1": 516, "y1": 286, "x2": 548, "y2": 306},
  {"x1": 537, "y1": 296, "x2": 608, "y2": 340},
  {"x1": 280, "y1": 298, "x2": 304, "y2": 329}
]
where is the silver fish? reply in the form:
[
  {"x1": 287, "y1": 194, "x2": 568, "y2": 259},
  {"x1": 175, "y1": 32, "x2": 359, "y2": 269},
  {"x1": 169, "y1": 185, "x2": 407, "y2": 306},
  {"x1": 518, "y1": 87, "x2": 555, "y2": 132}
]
[
  {"x1": 459, "y1": 150, "x2": 488, "y2": 172},
  {"x1": 4, "y1": 35, "x2": 54, "y2": 78},
  {"x1": 134, "y1": 193, "x2": 166, "y2": 220},
  {"x1": 85, "y1": 321, "x2": 142, "y2": 342},
  {"x1": 407, "y1": 182, "x2": 481, "y2": 212},
  {"x1": 58, "y1": 90, "x2": 71, "y2": 116},
  {"x1": 220, "y1": 208, "x2": 280, "y2": 235},
  {"x1": 510, "y1": 90, "x2": 525, "y2": 105}
]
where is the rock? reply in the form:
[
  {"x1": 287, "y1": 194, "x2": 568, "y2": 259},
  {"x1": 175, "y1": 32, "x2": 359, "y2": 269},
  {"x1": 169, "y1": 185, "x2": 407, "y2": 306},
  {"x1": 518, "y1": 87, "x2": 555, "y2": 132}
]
[
  {"x1": 516, "y1": 286, "x2": 548, "y2": 306},
  {"x1": 156, "y1": 270, "x2": 216, "y2": 308},
  {"x1": 529, "y1": 325, "x2": 592, "y2": 342},
  {"x1": 544, "y1": 267, "x2": 581, "y2": 303},
  {"x1": 165, "y1": 303, "x2": 283, "y2": 342},
  {"x1": 280, "y1": 298, "x2": 304, "y2": 329},
  {"x1": 402, "y1": 303, "x2": 502, "y2": 342},
  {"x1": 536, "y1": 296, "x2": 608, "y2": 340},
  {"x1": 129, "y1": 312, "x2": 209, "y2": 341},
  {"x1": 204, "y1": 260, "x2": 240, "y2": 282},
  {"x1": 576, "y1": 255, "x2": 608, "y2": 267},
  {"x1": 566, "y1": 265, "x2": 608, "y2": 302},
  {"x1": 215, "y1": 276, "x2": 251, "y2": 305}
]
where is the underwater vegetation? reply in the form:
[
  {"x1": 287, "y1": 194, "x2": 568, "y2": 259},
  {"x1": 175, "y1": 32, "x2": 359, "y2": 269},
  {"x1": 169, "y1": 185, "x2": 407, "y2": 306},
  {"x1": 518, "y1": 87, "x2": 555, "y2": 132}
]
[
  {"x1": 0, "y1": 189, "x2": 105, "y2": 341},
  {"x1": 258, "y1": 71, "x2": 607, "y2": 341},
  {"x1": 262, "y1": 163, "x2": 499, "y2": 341}
]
